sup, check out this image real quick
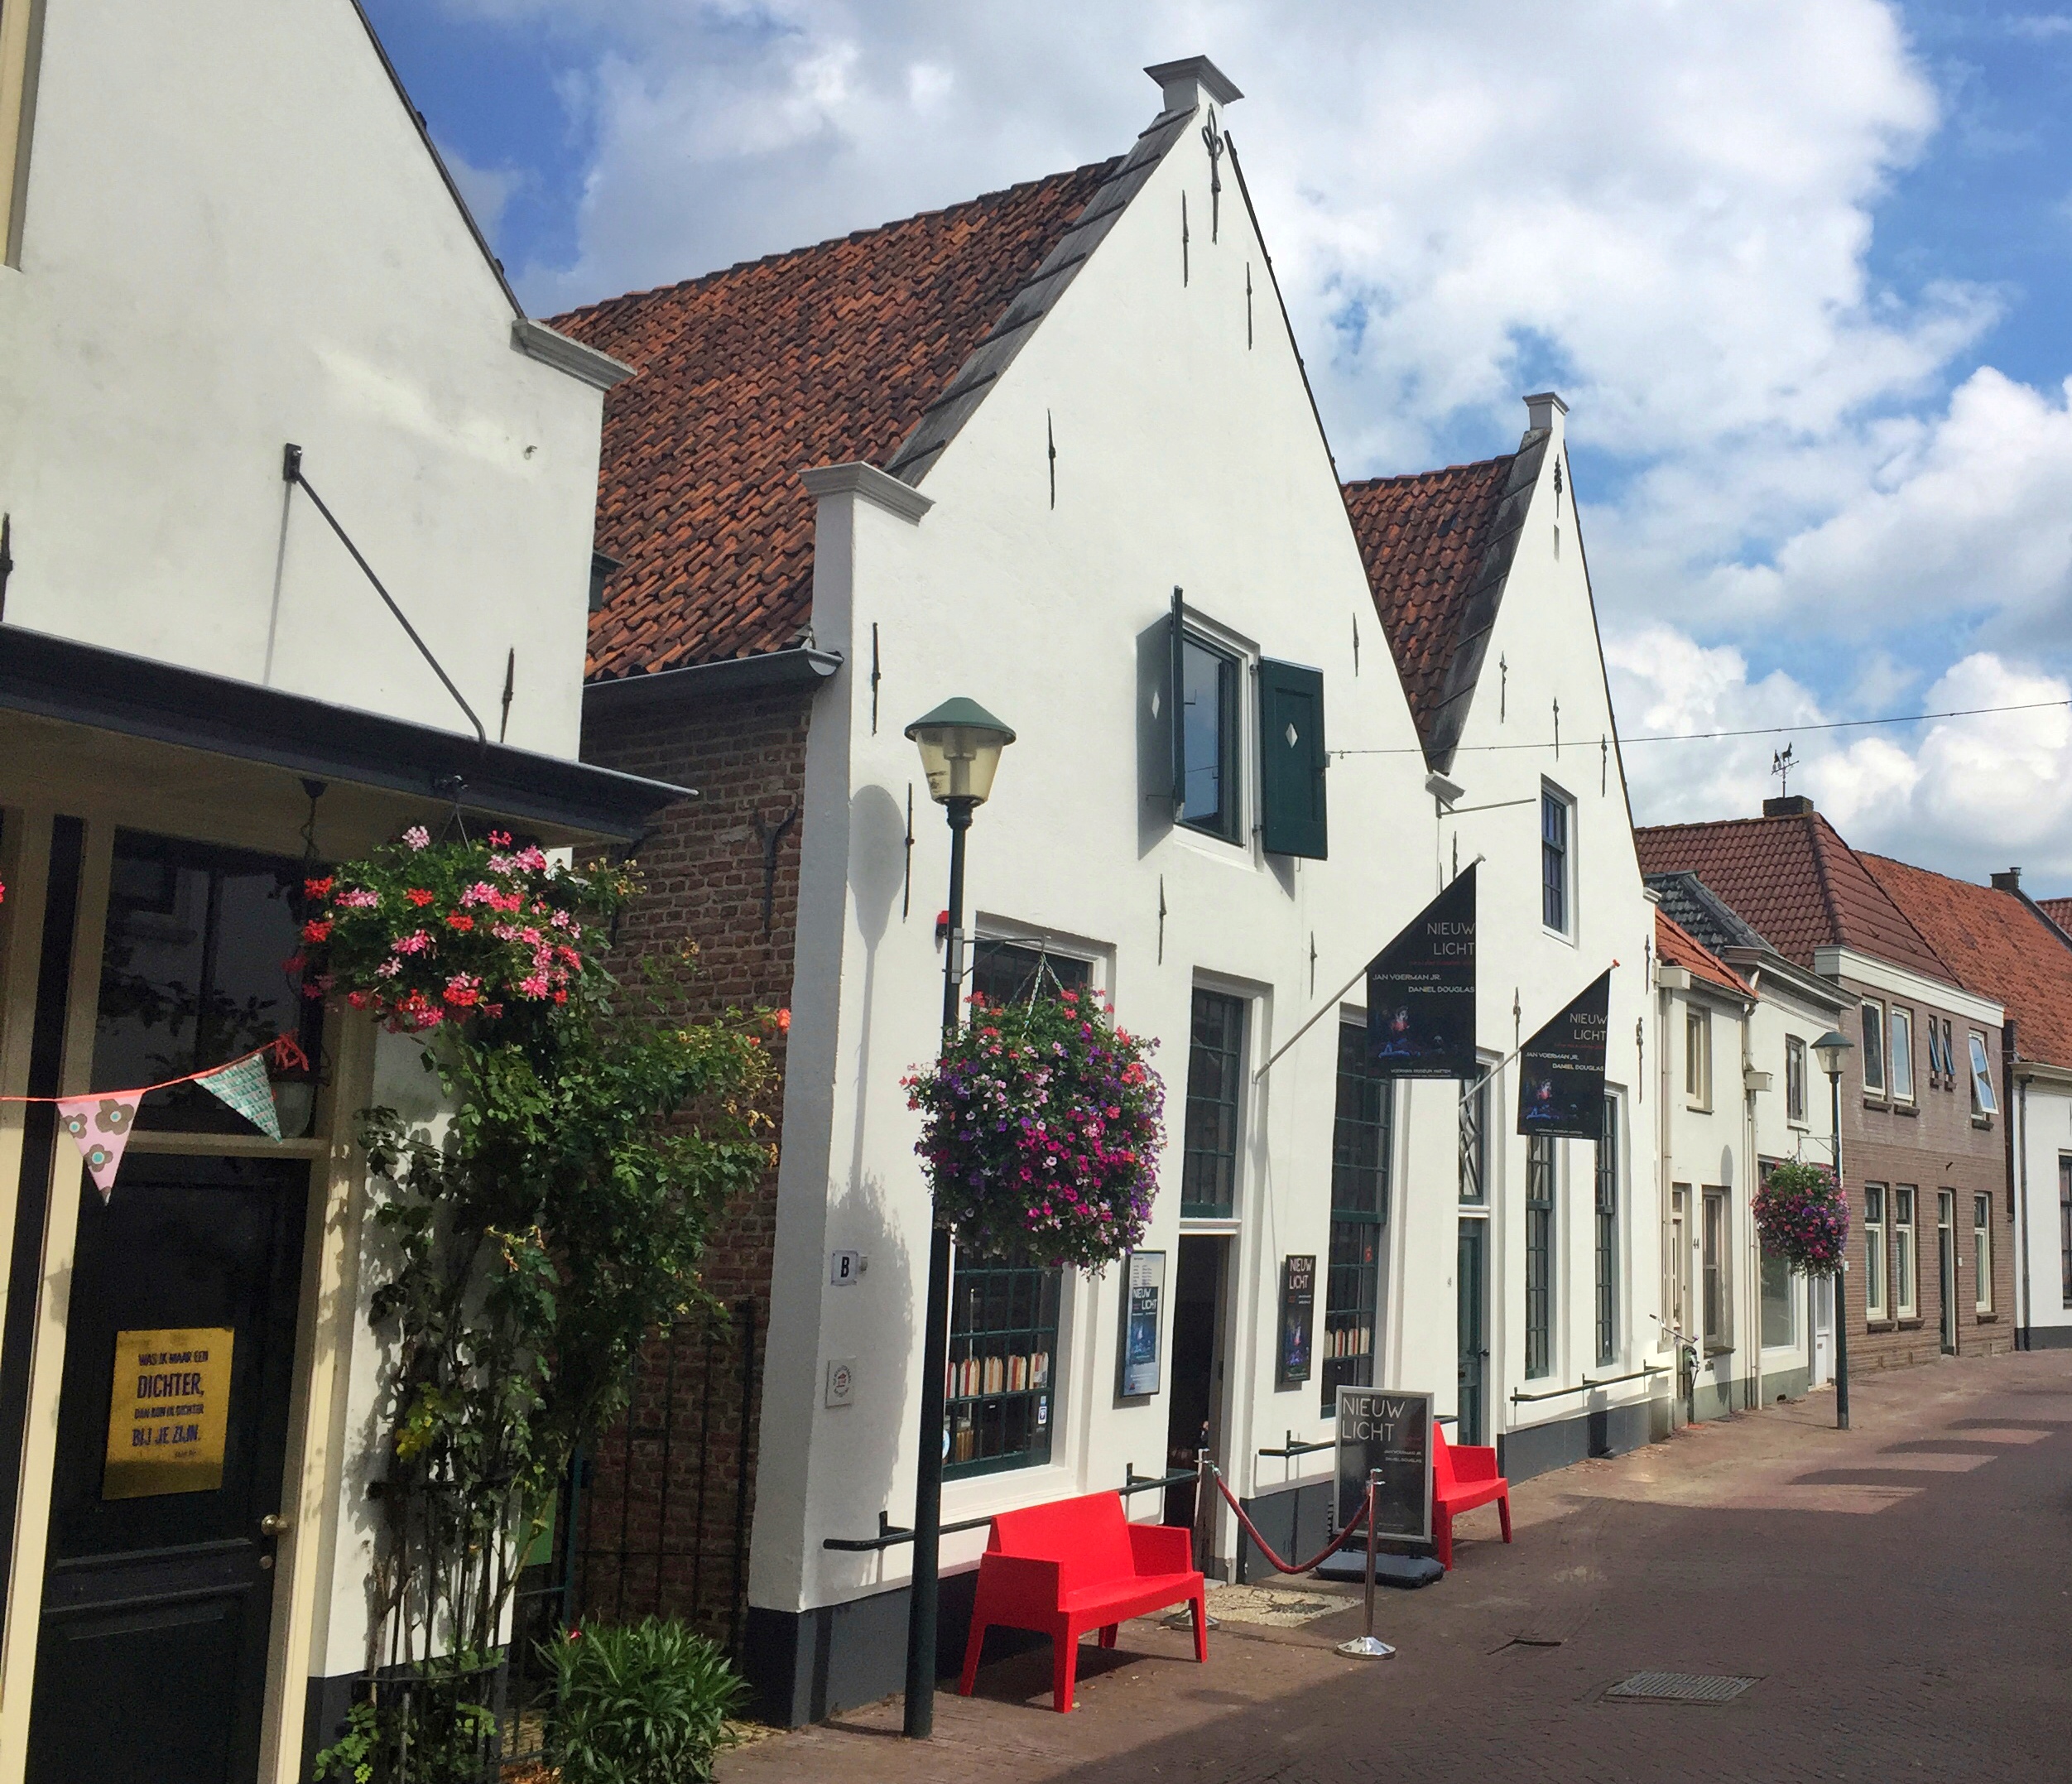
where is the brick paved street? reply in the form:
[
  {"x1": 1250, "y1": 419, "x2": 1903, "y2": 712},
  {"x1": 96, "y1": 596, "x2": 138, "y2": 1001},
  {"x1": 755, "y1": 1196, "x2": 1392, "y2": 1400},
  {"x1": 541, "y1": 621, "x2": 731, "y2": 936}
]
[{"x1": 728, "y1": 1349, "x2": 2072, "y2": 1783}]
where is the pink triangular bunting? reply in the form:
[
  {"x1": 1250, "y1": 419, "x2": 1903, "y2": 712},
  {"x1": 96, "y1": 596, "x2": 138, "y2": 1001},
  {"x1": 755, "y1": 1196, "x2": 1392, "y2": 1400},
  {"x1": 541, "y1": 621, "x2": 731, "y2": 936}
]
[{"x1": 56, "y1": 1094, "x2": 142, "y2": 1203}]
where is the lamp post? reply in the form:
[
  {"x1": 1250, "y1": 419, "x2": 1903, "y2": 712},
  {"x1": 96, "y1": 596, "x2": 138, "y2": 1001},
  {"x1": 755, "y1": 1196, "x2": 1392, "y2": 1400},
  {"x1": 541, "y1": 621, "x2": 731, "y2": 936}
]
[
  {"x1": 1812, "y1": 1029, "x2": 1854, "y2": 1431},
  {"x1": 901, "y1": 697, "x2": 1016, "y2": 1740}
]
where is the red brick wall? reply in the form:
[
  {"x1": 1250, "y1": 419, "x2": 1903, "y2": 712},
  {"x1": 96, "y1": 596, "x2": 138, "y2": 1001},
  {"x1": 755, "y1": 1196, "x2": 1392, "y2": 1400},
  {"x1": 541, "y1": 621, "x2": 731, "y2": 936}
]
[
  {"x1": 1831, "y1": 979, "x2": 2017, "y2": 1370},
  {"x1": 573, "y1": 685, "x2": 812, "y2": 1642}
]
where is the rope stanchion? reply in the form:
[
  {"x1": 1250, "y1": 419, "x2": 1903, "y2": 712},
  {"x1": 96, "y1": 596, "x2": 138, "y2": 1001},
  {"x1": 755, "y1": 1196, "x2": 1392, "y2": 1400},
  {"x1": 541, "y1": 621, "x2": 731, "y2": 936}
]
[{"x1": 1209, "y1": 1469, "x2": 1370, "y2": 1576}]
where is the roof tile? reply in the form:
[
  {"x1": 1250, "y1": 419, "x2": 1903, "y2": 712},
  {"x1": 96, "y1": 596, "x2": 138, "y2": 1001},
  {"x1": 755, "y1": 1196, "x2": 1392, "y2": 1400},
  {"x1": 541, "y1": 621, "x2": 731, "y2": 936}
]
[{"x1": 1656, "y1": 908, "x2": 1753, "y2": 998}]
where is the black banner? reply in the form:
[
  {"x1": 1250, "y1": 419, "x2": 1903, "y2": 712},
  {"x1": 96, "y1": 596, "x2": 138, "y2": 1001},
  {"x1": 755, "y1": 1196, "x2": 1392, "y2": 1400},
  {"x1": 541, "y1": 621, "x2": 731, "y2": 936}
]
[
  {"x1": 1276, "y1": 1255, "x2": 1315, "y2": 1388},
  {"x1": 1366, "y1": 864, "x2": 1477, "y2": 1079},
  {"x1": 1517, "y1": 968, "x2": 1613, "y2": 1138}
]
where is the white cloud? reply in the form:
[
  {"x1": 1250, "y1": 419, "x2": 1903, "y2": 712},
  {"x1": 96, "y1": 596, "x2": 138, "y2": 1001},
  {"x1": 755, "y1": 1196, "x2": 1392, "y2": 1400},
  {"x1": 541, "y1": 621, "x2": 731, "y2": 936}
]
[{"x1": 435, "y1": 136, "x2": 527, "y2": 241}]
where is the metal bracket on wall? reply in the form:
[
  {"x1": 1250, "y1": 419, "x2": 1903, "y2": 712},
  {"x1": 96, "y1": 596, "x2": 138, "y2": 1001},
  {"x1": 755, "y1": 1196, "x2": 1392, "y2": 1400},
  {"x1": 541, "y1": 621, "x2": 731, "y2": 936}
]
[
  {"x1": 0, "y1": 512, "x2": 12, "y2": 619},
  {"x1": 753, "y1": 807, "x2": 799, "y2": 935},
  {"x1": 901, "y1": 783, "x2": 915, "y2": 919}
]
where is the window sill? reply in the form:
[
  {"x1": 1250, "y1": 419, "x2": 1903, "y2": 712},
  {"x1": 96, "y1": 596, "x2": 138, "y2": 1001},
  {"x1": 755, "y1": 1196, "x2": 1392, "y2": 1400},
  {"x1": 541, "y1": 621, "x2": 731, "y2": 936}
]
[
  {"x1": 1974, "y1": 1312, "x2": 1999, "y2": 1324},
  {"x1": 1971, "y1": 1115, "x2": 1995, "y2": 1130},
  {"x1": 1862, "y1": 1095, "x2": 1887, "y2": 1109},
  {"x1": 1889, "y1": 1102, "x2": 1918, "y2": 1118},
  {"x1": 1895, "y1": 1316, "x2": 1924, "y2": 1330}
]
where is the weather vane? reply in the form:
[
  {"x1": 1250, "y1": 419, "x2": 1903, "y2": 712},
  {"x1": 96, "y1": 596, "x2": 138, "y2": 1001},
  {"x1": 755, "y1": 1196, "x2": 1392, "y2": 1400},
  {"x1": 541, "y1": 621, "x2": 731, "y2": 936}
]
[{"x1": 1772, "y1": 743, "x2": 1796, "y2": 797}]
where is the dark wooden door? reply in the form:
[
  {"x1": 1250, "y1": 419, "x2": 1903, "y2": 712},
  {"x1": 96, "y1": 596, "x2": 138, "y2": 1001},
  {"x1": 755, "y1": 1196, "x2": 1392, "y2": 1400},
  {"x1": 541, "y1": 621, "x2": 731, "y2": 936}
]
[
  {"x1": 26, "y1": 1153, "x2": 308, "y2": 1784},
  {"x1": 1456, "y1": 1218, "x2": 1488, "y2": 1447}
]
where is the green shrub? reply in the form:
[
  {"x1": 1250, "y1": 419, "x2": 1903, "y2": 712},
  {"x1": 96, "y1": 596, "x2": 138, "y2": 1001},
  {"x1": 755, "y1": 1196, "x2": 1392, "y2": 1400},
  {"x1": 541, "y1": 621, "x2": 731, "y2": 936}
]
[{"x1": 545, "y1": 1618, "x2": 748, "y2": 1784}]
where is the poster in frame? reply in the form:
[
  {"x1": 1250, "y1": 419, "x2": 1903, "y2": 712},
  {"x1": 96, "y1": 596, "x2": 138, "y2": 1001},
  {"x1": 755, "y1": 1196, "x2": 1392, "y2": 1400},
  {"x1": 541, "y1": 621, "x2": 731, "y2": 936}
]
[{"x1": 1116, "y1": 1248, "x2": 1166, "y2": 1398}]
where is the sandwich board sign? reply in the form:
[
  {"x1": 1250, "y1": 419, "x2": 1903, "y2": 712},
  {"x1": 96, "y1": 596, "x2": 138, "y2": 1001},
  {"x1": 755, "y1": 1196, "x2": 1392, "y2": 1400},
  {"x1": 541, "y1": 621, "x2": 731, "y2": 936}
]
[{"x1": 1334, "y1": 1386, "x2": 1434, "y2": 1544}]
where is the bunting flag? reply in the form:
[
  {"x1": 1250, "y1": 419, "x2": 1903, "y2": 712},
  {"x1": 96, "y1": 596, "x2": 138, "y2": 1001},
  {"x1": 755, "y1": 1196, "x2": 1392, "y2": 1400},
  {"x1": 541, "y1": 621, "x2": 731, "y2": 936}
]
[
  {"x1": 1517, "y1": 969, "x2": 1613, "y2": 1139},
  {"x1": 194, "y1": 1052, "x2": 283, "y2": 1141},
  {"x1": 56, "y1": 1094, "x2": 142, "y2": 1204},
  {"x1": 1365, "y1": 863, "x2": 1478, "y2": 1080}
]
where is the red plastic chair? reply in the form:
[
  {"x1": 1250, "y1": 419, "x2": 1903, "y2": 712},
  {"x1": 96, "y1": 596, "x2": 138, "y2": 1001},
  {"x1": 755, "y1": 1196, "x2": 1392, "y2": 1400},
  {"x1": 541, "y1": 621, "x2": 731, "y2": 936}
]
[{"x1": 1430, "y1": 1420, "x2": 1511, "y2": 1570}]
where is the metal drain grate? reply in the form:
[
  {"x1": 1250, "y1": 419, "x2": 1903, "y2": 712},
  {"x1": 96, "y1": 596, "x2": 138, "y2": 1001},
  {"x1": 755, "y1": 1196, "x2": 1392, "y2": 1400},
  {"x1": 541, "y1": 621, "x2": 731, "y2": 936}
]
[{"x1": 1605, "y1": 1671, "x2": 1758, "y2": 1705}]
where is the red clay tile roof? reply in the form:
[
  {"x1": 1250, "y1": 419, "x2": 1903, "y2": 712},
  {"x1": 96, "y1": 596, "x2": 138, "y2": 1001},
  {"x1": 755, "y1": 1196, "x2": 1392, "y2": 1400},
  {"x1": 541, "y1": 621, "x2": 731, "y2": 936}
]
[
  {"x1": 1656, "y1": 908, "x2": 1753, "y2": 998},
  {"x1": 1858, "y1": 855, "x2": 2070, "y2": 1070},
  {"x1": 554, "y1": 163, "x2": 1116, "y2": 680},
  {"x1": 1341, "y1": 434, "x2": 1550, "y2": 767},
  {"x1": 1634, "y1": 812, "x2": 1949, "y2": 979},
  {"x1": 2039, "y1": 896, "x2": 2072, "y2": 935}
]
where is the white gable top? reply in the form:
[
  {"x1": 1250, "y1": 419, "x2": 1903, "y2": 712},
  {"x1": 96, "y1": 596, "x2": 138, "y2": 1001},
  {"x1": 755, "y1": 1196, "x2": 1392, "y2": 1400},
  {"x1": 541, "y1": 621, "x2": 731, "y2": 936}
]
[{"x1": 1144, "y1": 56, "x2": 1244, "y2": 112}]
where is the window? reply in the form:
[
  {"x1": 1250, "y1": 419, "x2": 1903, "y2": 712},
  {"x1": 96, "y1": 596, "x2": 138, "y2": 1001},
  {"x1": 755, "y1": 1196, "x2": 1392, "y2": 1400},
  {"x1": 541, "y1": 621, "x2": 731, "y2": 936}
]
[
  {"x1": 1893, "y1": 1187, "x2": 1917, "y2": 1318},
  {"x1": 969, "y1": 939, "x2": 1090, "y2": 1009},
  {"x1": 1889, "y1": 1008, "x2": 1915, "y2": 1104},
  {"x1": 2061, "y1": 1158, "x2": 2072, "y2": 1310},
  {"x1": 1180, "y1": 635, "x2": 1241, "y2": 841},
  {"x1": 1595, "y1": 1096, "x2": 1618, "y2": 1367},
  {"x1": 1525, "y1": 1136, "x2": 1555, "y2": 1378},
  {"x1": 1323, "y1": 1022, "x2": 1392, "y2": 1409},
  {"x1": 1973, "y1": 1191, "x2": 1993, "y2": 1315},
  {"x1": 1459, "y1": 1071, "x2": 1488, "y2": 1204},
  {"x1": 1541, "y1": 788, "x2": 1571, "y2": 933},
  {"x1": 1180, "y1": 989, "x2": 1245, "y2": 1217},
  {"x1": 945, "y1": 1248, "x2": 1060, "y2": 1479},
  {"x1": 1940, "y1": 1019, "x2": 1956, "y2": 1091},
  {"x1": 1968, "y1": 1032, "x2": 1998, "y2": 1116},
  {"x1": 1701, "y1": 1188, "x2": 1732, "y2": 1350},
  {"x1": 1685, "y1": 1007, "x2": 1712, "y2": 1110},
  {"x1": 1760, "y1": 1238, "x2": 1796, "y2": 1348},
  {"x1": 1859, "y1": 1001, "x2": 1886, "y2": 1096},
  {"x1": 1864, "y1": 1186, "x2": 1888, "y2": 1321},
  {"x1": 1786, "y1": 1035, "x2": 1808, "y2": 1124},
  {"x1": 1663, "y1": 1185, "x2": 1691, "y2": 1348}
]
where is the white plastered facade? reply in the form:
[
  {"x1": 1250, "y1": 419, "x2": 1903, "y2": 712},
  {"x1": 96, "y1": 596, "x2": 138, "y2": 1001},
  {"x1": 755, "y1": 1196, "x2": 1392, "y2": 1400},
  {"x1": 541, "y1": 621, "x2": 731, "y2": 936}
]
[{"x1": 747, "y1": 80, "x2": 1663, "y2": 1630}]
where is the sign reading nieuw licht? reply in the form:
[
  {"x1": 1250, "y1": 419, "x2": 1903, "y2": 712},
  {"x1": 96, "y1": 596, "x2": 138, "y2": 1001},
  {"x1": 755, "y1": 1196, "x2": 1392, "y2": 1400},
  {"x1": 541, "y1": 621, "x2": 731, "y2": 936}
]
[
  {"x1": 1517, "y1": 968, "x2": 1613, "y2": 1140},
  {"x1": 1334, "y1": 1387, "x2": 1434, "y2": 1544},
  {"x1": 1276, "y1": 1254, "x2": 1315, "y2": 1387},
  {"x1": 103, "y1": 1327, "x2": 234, "y2": 1500},
  {"x1": 1367, "y1": 864, "x2": 1477, "y2": 1080}
]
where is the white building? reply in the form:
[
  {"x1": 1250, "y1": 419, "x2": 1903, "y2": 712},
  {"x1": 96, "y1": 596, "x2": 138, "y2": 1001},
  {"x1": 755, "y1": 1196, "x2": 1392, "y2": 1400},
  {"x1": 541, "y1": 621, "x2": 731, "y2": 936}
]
[
  {"x1": 569, "y1": 56, "x2": 1660, "y2": 1724},
  {"x1": 0, "y1": 5, "x2": 671, "y2": 1781},
  {"x1": 1647, "y1": 876, "x2": 1849, "y2": 1418}
]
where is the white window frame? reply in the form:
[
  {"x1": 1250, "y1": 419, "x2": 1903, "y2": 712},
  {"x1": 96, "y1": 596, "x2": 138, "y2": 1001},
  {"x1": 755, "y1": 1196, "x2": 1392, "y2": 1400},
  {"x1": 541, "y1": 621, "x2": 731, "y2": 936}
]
[
  {"x1": 1889, "y1": 1007, "x2": 1915, "y2": 1105},
  {"x1": 1859, "y1": 999, "x2": 1886, "y2": 1097},
  {"x1": 1785, "y1": 1034, "x2": 1808, "y2": 1127},
  {"x1": 1893, "y1": 1186, "x2": 1918, "y2": 1320},
  {"x1": 1973, "y1": 1190, "x2": 1993, "y2": 1315},
  {"x1": 1685, "y1": 1005, "x2": 1712, "y2": 1112},
  {"x1": 1864, "y1": 1185, "x2": 1888, "y2": 1321},
  {"x1": 1701, "y1": 1185, "x2": 1733, "y2": 1352},
  {"x1": 1968, "y1": 1031, "x2": 1998, "y2": 1116}
]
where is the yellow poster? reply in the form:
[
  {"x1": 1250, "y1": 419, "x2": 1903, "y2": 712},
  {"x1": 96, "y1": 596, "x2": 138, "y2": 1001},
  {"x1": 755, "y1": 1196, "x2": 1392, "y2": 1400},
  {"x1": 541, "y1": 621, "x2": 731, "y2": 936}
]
[{"x1": 103, "y1": 1328, "x2": 234, "y2": 1500}]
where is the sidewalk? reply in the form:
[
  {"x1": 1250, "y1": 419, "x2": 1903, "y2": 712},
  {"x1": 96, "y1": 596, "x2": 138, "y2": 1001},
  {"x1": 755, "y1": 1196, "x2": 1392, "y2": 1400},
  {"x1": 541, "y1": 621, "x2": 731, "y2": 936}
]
[{"x1": 727, "y1": 1349, "x2": 2072, "y2": 1784}]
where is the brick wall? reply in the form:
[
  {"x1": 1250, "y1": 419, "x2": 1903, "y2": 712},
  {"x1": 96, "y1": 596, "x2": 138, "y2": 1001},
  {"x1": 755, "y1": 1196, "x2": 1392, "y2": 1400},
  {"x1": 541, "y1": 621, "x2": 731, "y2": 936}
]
[
  {"x1": 573, "y1": 685, "x2": 813, "y2": 1644},
  {"x1": 1833, "y1": 979, "x2": 2017, "y2": 1371}
]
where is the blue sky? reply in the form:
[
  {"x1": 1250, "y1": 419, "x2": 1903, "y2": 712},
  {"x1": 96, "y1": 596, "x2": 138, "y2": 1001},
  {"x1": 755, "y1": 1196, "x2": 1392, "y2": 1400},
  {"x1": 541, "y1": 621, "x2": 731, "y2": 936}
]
[{"x1": 363, "y1": 1, "x2": 2072, "y2": 883}]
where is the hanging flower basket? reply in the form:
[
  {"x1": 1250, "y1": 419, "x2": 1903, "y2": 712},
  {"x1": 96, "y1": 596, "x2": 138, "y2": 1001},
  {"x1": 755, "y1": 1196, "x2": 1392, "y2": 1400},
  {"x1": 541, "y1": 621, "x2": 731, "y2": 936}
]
[
  {"x1": 904, "y1": 988, "x2": 1165, "y2": 1272},
  {"x1": 296, "y1": 827, "x2": 613, "y2": 1033},
  {"x1": 1752, "y1": 1160, "x2": 1849, "y2": 1272}
]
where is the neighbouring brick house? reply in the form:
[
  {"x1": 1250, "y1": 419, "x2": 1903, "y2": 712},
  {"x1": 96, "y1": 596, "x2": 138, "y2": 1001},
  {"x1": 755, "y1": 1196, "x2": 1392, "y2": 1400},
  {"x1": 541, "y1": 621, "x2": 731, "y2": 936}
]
[
  {"x1": 1857, "y1": 858, "x2": 2072, "y2": 1353},
  {"x1": 1638, "y1": 797, "x2": 2015, "y2": 1374}
]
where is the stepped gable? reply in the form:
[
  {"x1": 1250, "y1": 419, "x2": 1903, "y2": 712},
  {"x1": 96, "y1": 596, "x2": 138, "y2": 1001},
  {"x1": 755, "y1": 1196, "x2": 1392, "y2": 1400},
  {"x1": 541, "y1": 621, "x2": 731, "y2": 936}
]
[
  {"x1": 1343, "y1": 435, "x2": 1551, "y2": 770},
  {"x1": 1634, "y1": 810, "x2": 1949, "y2": 979},
  {"x1": 1656, "y1": 907, "x2": 1753, "y2": 998},
  {"x1": 1859, "y1": 854, "x2": 2072, "y2": 1070}
]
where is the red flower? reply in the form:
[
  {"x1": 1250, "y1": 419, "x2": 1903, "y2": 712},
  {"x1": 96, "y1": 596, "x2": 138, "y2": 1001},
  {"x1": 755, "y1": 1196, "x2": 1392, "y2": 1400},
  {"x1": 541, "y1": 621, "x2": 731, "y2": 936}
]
[
  {"x1": 300, "y1": 919, "x2": 332, "y2": 943},
  {"x1": 404, "y1": 888, "x2": 435, "y2": 907},
  {"x1": 445, "y1": 913, "x2": 475, "y2": 932},
  {"x1": 304, "y1": 876, "x2": 334, "y2": 899},
  {"x1": 776, "y1": 1007, "x2": 792, "y2": 1031}
]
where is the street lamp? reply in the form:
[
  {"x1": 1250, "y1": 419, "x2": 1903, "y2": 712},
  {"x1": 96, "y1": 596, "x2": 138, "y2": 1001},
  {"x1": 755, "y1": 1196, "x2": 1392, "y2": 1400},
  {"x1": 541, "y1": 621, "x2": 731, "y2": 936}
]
[
  {"x1": 1812, "y1": 1028, "x2": 1854, "y2": 1432},
  {"x1": 901, "y1": 696, "x2": 1015, "y2": 1740}
]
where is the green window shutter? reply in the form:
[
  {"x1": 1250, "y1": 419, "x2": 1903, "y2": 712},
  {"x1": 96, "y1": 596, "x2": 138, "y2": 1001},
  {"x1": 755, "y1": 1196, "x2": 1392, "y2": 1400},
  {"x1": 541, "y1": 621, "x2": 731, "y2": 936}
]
[{"x1": 1258, "y1": 659, "x2": 1327, "y2": 858}]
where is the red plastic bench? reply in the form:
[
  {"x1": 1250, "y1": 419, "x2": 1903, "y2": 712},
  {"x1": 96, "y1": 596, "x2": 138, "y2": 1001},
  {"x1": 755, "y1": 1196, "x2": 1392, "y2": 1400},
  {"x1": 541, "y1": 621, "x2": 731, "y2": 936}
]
[
  {"x1": 957, "y1": 1491, "x2": 1206, "y2": 1713},
  {"x1": 1431, "y1": 1419, "x2": 1512, "y2": 1569}
]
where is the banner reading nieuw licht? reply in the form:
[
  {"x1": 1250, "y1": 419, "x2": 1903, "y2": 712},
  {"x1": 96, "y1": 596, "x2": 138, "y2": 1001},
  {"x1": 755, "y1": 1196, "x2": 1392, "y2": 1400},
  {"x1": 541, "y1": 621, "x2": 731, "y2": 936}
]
[
  {"x1": 1517, "y1": 969, "x2": 1613, "y2": 1138},
  {"x1": 1366, "y1": 864, "x2": 1477, "y2": 1080}
]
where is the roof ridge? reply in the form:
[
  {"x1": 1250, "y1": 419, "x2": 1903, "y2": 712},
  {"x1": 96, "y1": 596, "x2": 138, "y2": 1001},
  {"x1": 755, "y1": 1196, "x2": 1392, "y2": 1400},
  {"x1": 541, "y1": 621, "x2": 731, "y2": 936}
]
[
  {"x1": 1342, "y1": 452, "x2": 1517, "y2": 493},
  {"x1": 1813, "y1": 817, "x2": 1958, "y2": 979},
  {"x1": 552, "y1": 157, "x2": 1124, "y2": 331}
]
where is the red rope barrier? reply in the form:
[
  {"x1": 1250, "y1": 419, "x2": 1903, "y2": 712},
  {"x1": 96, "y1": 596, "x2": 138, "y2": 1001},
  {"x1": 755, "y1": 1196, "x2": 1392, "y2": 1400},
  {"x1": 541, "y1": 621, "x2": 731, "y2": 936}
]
[{"x1": 1210, "y1": 1470, "x2": 1368, "y2": 1576}]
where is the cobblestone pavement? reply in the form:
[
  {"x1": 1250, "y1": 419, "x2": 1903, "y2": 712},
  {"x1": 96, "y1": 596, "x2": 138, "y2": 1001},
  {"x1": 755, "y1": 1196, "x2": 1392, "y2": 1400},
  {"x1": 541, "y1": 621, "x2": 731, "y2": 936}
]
[{"x1": 726, "y1": 1349, "x2": 2072, "y2": 1784}]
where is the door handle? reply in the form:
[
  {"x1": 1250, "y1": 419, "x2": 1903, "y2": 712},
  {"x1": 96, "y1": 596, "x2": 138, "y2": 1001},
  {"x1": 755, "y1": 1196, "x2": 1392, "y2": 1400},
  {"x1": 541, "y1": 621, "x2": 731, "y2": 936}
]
[{"x1": 259, "y1": 1513, "x2": 289, "y2": 1537}]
